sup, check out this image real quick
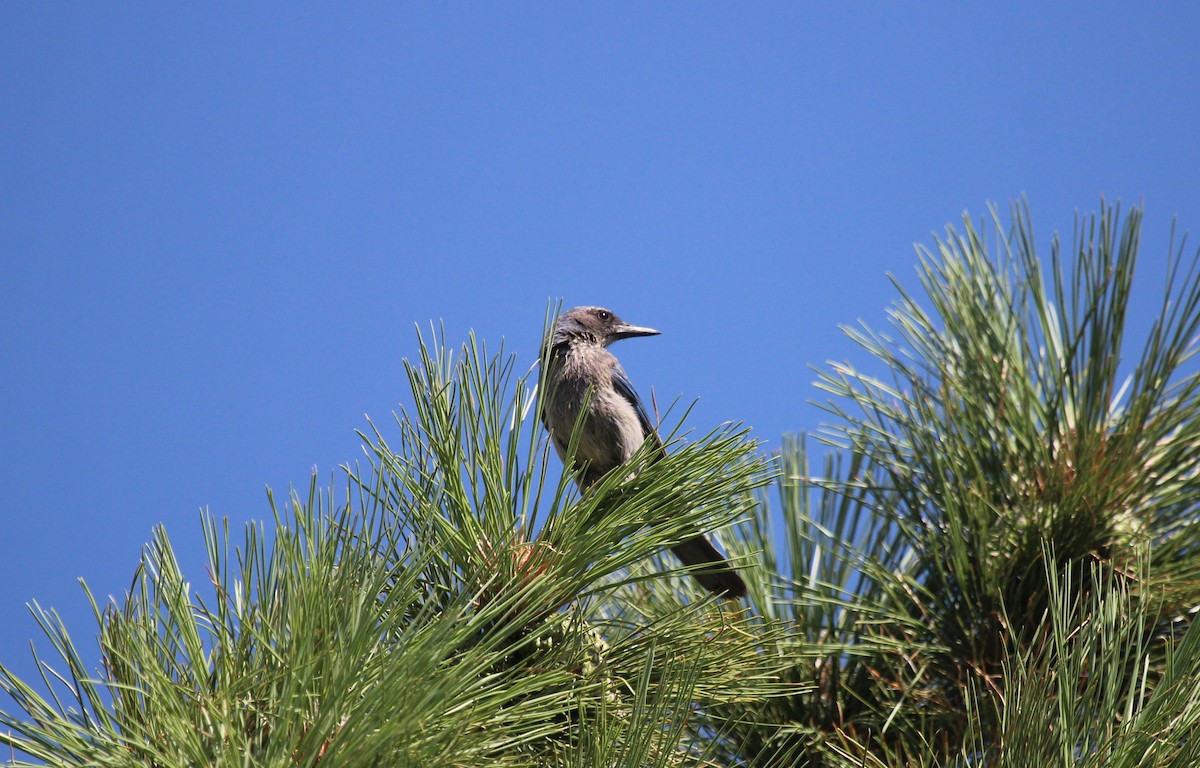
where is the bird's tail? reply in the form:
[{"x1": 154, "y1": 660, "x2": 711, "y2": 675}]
[{"x1": 670, "y1": 533, "x2": 747, "y2": 599}]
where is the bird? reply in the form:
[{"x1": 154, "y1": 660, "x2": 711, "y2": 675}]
[{"x1": 539, "y1": 305, "x2": 747, "y2": 599}]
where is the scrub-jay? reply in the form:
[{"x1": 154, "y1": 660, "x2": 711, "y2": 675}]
[{"x1": 540, "y1": 306, "x2": 747, "y2": 599}]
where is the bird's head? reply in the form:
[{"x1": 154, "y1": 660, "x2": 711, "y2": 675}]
[{"x1": 551, "y1": 306, "x2": 660, "y2": 349}]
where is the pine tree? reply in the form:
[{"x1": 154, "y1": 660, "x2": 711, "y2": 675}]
[{"x1": 4, "y1": 202, "x2": 1198, "y2": 767}]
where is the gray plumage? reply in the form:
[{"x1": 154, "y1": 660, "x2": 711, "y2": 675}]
[{"x1": 540, "y1": 306, "x2": 747, "y2": 599}]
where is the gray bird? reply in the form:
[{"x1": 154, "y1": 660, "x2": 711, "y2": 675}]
[{"x1": 540, "y1": 306, "x2": 747, "y2": 599}]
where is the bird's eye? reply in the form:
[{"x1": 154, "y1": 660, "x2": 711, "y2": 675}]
[{"x1": 597, "y1": 310, "x2": 612, "y2": 321}]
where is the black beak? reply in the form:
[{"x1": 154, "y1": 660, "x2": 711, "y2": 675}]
[{"x1": 610, "y1": 322, "x2": 661, "y2": 340}]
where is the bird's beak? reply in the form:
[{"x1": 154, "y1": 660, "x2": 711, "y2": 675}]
[{"x1": 611, "y1": 322, "x2": 661, "y2": 340}]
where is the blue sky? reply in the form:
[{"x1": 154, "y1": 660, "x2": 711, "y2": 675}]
[{"x1": 2, "y1": 3, "x2": 1199, "y2": 705}]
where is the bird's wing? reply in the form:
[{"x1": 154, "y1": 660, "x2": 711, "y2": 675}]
[{"x1": 611, "y1": 363, "x2": 666, "y2": 456}]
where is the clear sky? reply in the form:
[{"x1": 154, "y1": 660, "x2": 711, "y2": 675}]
[{"x1": 2, "y1": 3, "x2": 1199, "y2": 700}]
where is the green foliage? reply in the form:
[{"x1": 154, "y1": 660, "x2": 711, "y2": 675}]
[
  {"x1": 977, "y1": 549, "x2": 1200, "y2": 767},
  {"x1": 804, "y1": 200, "x2": 1200, "y2": 764},
  {"x1": 2, "y1": 326, "x2": 783, "y2": 767},
  {"x1": 682, "y1": 441, "x2": 934, "y2": 766},
  {"x1": 3, "y1": 201, "x2": 1198, "y2": 767}
]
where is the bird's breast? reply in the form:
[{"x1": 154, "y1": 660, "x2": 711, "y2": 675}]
[{"x1": 544, "y1": 347, "x2": 647, "y2": 473}]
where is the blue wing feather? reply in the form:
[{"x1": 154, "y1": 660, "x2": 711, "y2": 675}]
[{"x1": 611, "y1": 363, "x2": 657, "y2": 440}]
